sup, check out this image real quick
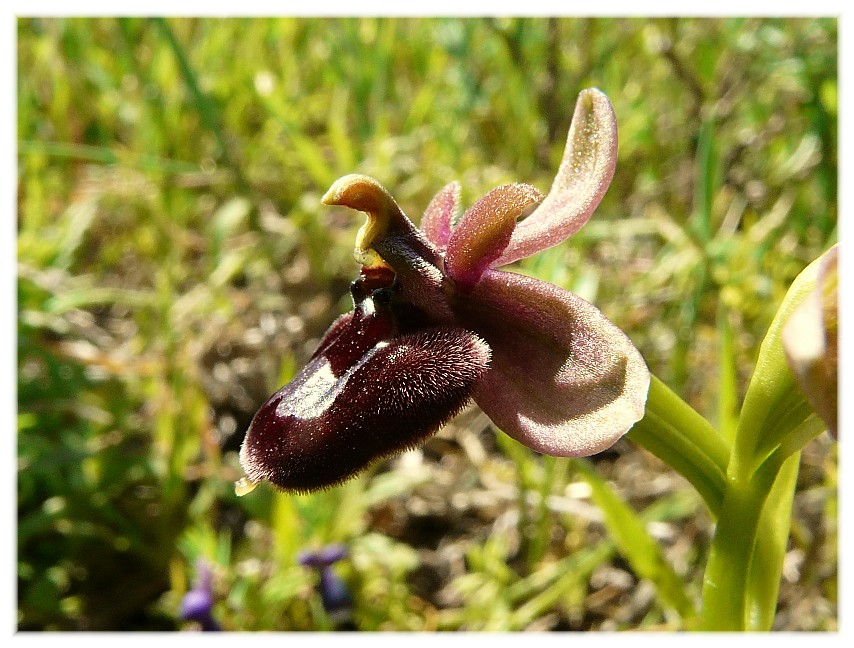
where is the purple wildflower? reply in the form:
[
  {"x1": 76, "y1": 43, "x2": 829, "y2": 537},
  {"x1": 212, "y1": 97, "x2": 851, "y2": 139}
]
[
  {"x1": 298, "y1": 545, "x2": 354, "y2": 627},
  {"x1": 237, "y1": 88, "x2": 650, "y2": 493},
  {"x1": 180, "y1": 559, "x2": 220, "y2": 631}
]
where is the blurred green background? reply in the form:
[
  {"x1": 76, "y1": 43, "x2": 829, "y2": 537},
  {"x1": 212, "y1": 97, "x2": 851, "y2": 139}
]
[{"x1": 17, "y1": 17, "x2": 837, "y2": 630}]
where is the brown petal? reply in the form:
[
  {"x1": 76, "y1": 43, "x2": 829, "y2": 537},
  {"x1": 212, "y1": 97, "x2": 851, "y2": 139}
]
[
  {"x1": 421, "y1": 181, "x2": 461, "y2": 251},
  {"x1": 322, "y1": 173, "x2": 440, "y2": 269},
  {"x1": 322, "y1": 173, "x2": 451, "y2": 321},
  {"x1": 454, "y1": 268, "x2": 649, "y2": 456},
  {"x1": 445, "y1": 183, "x2": 543, "y2": 290},
  {"x1": 495, "y1": 88, "x2": 618, "y2": 267}
]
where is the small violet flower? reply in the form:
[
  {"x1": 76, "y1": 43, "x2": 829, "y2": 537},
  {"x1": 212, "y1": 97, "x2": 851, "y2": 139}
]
[
  {"x1": 298, "y1": 544, "x2": 354, "y2": 625},
  {"x1": 180, "y1": 559, "x2": 220, "y2": 631},
  {"x1": 237, "y1": 88, "x2": 650, "y2": 494}
]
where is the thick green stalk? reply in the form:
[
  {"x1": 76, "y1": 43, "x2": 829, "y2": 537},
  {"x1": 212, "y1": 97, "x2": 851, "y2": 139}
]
[
  {"x1": 699, "y1": 453, "x2": 784, "y2": 630},
  {"x1": 745, "y1": 452, "x2": 801, "y2": 631},
  {"x1": 699, "y1": 248, "x2": 833, "y2": 630},
  {"x1": 627, "y1": 375, "x2": 729, "y2": 516}
]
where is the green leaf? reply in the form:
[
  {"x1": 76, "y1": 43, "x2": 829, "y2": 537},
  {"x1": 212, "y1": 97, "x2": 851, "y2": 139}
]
[
  {"x1": 508, "y1": 543, "x2": 614, "y2": 629},
  {"x1": 627, "y1": 375, "x2": 729, "y2": 516},
  {"x1": 745, "y1": 452, "x2": 800, "y2": 631},
  {"x1": 716, "y1": 303, "x2": 740, "y2": 443},
  {"x1": 45, "y1": 286, "x2": 157, "y2": 314},
  {"x1": 694, "y1": 116, "x2": 717, "y2": 244},
  {"x1": 574, "y1": 459, "x2": 696, "y2": 619},
  {"x1": 731, "y1": 247, "x2": 832, "y2": 480}
]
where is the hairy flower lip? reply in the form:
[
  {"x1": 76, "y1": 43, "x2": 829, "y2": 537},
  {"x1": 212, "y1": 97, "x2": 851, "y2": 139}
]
[{"x1": 238, "y1": 304, "x2": 492, "y2": 492}]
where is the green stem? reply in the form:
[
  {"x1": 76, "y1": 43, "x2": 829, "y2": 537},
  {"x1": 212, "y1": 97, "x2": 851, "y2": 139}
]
[
  {"x1": 745, "y1": 452, "x2": 801, "y2": 630},
  {"x1": 760, "y1": 415, "x2": 824, "y2": 479},
  {"x1": 627, "y1": 375, "x2": 729, "y2": 516},
  {"x1": 626, "y1": 374, "x2": 812, "y2": 630},
  {"x1": 699, "y1": 458, "x2": 782, "y2": 630},
  {"x1": 699, "y1": 424, "x2": 816, "y2": 630}
]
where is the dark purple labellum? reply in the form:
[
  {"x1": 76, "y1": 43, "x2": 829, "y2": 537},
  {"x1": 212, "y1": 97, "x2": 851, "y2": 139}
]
[{"x1": 239, "y1": 282, "x2": 491, "y2": 492}]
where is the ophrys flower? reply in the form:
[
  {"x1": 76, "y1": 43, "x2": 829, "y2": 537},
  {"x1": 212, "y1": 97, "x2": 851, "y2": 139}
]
[{"x1": 237, "y1": 88, "x2": 650, "y2": 494}]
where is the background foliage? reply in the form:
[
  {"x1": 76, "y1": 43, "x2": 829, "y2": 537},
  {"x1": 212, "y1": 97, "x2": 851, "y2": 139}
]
[{"x1": 17, "y1": 17, "x2": 837, "y2": 630}]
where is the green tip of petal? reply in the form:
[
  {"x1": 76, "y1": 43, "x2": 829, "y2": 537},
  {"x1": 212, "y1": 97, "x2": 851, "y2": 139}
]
[{"x1": 322, "y1": 174, "x2": 400, "y2": 269}]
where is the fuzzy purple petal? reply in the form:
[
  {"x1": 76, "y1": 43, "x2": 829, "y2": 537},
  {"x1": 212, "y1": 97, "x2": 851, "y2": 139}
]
[
  {"x1": 495, "y1": 88, "x2": 618, "y2": 267},
  {"x1": 421, "y1": 181, "x2": 461, "y2": 251},
  {"x1": 454, "y1": 269, "x2": 649, "y2": 456},
  {"x1": 239, "y1": 304, "x2": 491, "y2": 492},
  {"x1": 445, "y1": 183, "x2": 543, "y2": 290}
]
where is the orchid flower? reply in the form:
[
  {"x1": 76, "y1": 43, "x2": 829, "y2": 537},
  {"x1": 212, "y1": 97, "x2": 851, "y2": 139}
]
[{"x1": 237, "y1": 88, "x2": 650, "y2": 494}]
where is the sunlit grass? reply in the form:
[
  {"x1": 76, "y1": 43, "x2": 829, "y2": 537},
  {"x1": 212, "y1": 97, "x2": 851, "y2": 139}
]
[{"x1": 17, "y1": 16, "x2": 836, "y2": 630}]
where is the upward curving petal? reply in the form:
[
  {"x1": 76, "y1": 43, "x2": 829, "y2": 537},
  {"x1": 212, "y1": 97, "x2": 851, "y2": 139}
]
[
  {"x1": 494, "y1": 88, "x2": 618, "y2": 267},
  {"x1": 445, "y1": 183, "x2": 543, "y2": 290},
  {"x1": 421, "y1": 181, "x2": 461, "y2": 251},
  {"x1": 453, "y1": 268, "x2": 649, "y2": 456},
  {"x1": 322, "y1": 174, "x2": 451, "y2": 322}
]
